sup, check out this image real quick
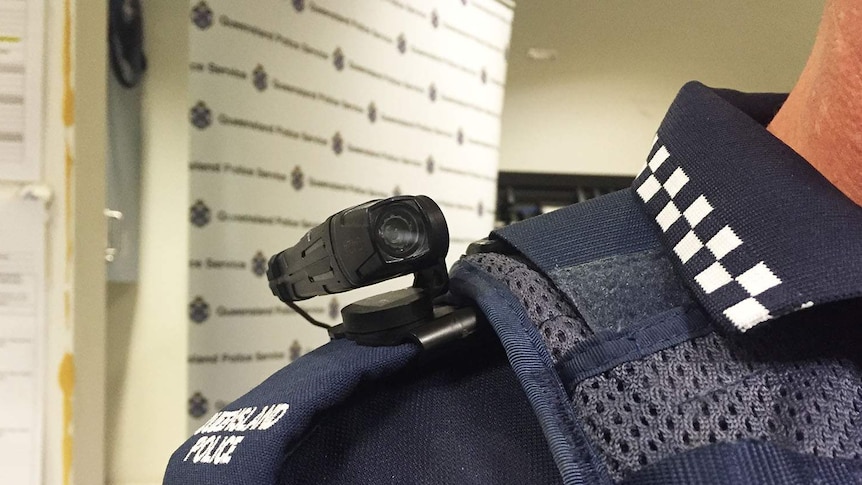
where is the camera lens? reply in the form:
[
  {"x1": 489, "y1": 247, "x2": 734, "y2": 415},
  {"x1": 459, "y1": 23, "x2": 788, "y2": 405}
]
[
  {"x1": 375, "y1": 205, "x2": 426, "y2": 259},
  {"x1": 379, "y1": 216, "x2": 415, "y2": 249}
]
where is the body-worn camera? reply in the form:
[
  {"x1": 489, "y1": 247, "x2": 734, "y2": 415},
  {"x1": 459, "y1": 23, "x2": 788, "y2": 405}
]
[
  {"x1": 267, "y1": 195, "x2": 449, "y2": 302},
  {"x1": 267, "y1": 195, "x2": 479, "y2": 348}
]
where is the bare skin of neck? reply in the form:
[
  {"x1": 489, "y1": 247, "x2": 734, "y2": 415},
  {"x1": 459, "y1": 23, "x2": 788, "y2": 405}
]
[{"x1": 767, "y1": 0, "x2": 862, "y2": 206}]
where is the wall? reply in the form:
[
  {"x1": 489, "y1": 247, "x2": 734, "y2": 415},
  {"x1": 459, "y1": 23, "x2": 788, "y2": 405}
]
[
  {"x1": 32, "y1": 0, "x2": 108, "y2": 483},
  {"x1": 72, "y1": 1, "x2": 109, "y2": 483},
  {"x1": 500, "y1": 0, "x2": 824, "y2": 176},
  {"x1": 37, "y1": 2, "x2": 72, "y2": 482},
  {"x1": 105, "y1": 0, "x2": 189, "y2": 483}
]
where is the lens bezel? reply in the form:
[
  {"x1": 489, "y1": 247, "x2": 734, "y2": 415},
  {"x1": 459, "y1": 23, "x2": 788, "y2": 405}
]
[{"x1": 372, "y1": 201, "x2": 429, "y2": 261}]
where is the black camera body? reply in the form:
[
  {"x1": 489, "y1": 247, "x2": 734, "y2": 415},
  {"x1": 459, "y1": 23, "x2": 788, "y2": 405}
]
[
  {"x1": 267, "y1": 194, "x2": 484, "y2": 349},
  {"x1": 268, "y1": 195, "x2": 449, "y2": 303}
]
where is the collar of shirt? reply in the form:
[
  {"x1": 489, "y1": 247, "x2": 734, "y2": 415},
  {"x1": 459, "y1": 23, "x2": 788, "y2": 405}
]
[{"x1": 633, "y1": 81, "x2": 862, "y2": 332}]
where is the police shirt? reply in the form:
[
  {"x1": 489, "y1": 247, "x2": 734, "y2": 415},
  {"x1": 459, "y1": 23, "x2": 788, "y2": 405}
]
[{"x1": 164, "y1": 81, "x2": 862, "y2": 485}]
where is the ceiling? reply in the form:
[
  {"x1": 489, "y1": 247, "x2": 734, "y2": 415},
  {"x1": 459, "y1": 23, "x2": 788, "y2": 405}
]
[
  {"x1": 499, "y1": 1, "x2": 826, "y2": 175},
  {"x1": 507, "y1": 0, "x2": 824, "y2": 91}
]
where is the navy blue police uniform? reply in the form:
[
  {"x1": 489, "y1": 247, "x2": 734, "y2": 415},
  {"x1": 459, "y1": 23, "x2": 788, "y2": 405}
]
[{"x1": 164, "y1": 82, "x2": 862, "y2": 484}]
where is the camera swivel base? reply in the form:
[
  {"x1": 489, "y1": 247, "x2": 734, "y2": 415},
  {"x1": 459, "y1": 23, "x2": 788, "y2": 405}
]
[
  {"x1": 334, "y1": 290, "x2": 481, "y2": 349},
  {"x1": 338, "y1": 287, "x2": 433, "y2": 344}
]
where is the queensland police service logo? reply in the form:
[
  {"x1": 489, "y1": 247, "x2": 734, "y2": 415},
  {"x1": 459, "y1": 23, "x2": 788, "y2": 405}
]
[
  {"x1": 289, "y1": 339, "x2": 302, "y2": 362},
  {"x1": 251, "y1": 251, "x2": 267, "y2": 277},
  {"x1": 252, "y1": 64, "x2": 268, "y2": 91},
  {"x1": 189, "y1": 296, "x2": 210, "y2": 323},
  {"x1": 426, "y1": 156, "x2": 435, "y2": 174},
  {"x1": 188, "y1": 392, "x2": 209, "y2": 418},
  {"x1": 457, "y1": 128, "x2": 464, "y2": 145},
  {"x1": 397, "y1": 34, "x2": 406, "y2": 54},
  {"x1": 431, "y1": 10, "x2": 439, "y2": 28},
  {"x1": 332, "y1": 47, "x2": 345, "y2": 71},
  {"x1": 292, "y1": 0, "x2": 305, "y2": 12},
  {"x1": 328, "y1": 298, "x2": 339, "y2": 320},
  {"x1": 428, "y1": 83, "x2": 437, "y2": 102},
  {"x1": 189, "y1": 101, "x2": 212, "y2": 130},
  {"x1": 367, "y1": 102, "x2": 377, "y2": 123},
  {"x1": 481, "y1": 68, "x2": 487, "y2": 84},
  {"x1": 332, "y1": 132, "x2": 343, "y2": 155},
  {"x1": 190, "y1": 1, "x2": 213, "y2": 30},
  {"x1": 190, "y1": 200, "x2": 211, "y2": 227},
  {"x1": 291, "y1": 165, "x2": 304, "y2": 190}
]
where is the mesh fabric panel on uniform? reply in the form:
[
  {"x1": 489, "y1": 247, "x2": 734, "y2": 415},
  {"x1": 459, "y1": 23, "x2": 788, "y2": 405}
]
[
  {"x1": 463, "y1": 253, "x2": 593, "y2": 363},
  {"x1": 572, "y1": 310, "x2": 862, "y2": 482}
]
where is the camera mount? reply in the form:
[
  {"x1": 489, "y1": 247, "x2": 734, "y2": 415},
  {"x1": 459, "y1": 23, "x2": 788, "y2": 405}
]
[
  {"x1": 331, "y1": 261, "x2": 480, "y2": 348},
  {"x1": 267, "y1": 195, "x2": 482, "y2": 349}
]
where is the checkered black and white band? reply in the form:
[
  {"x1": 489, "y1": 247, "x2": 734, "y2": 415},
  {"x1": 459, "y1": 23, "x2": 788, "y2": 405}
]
[{"x1": 634, "y1": 136, "x2": 792, "y2": 331}]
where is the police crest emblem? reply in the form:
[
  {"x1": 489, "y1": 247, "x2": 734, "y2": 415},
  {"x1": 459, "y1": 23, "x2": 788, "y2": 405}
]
[
  {"x1": 189, "y1": 101, "x2": 212, "y2": 130},
  {"x1": 190, "y1": 2, "x2": 213, "y2": 30},
  {"x1": 252, "y1": 64, "x2": 268, "y2": 91},
  {"x1": 291, "y1": 166, "x2": 304, "y2": 190},
  {"x1": 190, "y1": 200, "x2": 211, "y2": 227},
  {"x1": 332, "y1": 132, "x2": 343, "y2": 155},
  {"x1": 189, "y1": 296, "x2": 210, "y2": 323}
]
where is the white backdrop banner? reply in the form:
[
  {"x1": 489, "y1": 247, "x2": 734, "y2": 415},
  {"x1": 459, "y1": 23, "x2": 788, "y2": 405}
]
[{"x1": 186, "y1": 0, "x2": 513, "y2": 429}]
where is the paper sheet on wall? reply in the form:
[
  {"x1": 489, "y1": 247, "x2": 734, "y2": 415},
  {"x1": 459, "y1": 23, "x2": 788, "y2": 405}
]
[
  {"x1": 0, "y1": 0, "x2": 44, "y2": 181},
  {"x1": 0, "y1": 196, "x2": 45, "y2": 485}
]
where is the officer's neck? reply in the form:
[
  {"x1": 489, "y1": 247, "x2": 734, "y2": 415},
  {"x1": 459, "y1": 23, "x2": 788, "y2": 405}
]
[{"x1": 768, "y1": 0, "x2": 862, "y2": 206}]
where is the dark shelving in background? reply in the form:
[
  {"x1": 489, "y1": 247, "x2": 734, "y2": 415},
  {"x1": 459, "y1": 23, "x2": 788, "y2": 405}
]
[{"x1": 496, "y1": 171, "x2": 634, "y2": 225}]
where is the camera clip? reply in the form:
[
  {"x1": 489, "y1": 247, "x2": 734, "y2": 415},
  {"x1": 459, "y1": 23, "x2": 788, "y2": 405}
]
[{"x1": 329, "y1": 262, "x2": 481, "y2": 350}]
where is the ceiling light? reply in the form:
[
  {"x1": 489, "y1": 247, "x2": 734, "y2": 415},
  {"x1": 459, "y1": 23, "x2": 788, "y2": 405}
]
[{"x1": 526, "y1": 48, "x2": 558, "y2": 61}]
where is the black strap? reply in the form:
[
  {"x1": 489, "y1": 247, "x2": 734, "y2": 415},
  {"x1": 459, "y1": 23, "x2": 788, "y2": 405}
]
[{"x1": 109, "y1": 0, "x2": 147, "y2": 88}]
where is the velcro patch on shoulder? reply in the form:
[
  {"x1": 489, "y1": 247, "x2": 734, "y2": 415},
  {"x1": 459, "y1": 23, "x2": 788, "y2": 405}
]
[{"x1": 462, "y1": 252, "x2": 592, "y2": 363}]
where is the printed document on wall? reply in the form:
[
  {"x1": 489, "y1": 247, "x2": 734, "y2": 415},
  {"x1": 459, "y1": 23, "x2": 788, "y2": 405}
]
[
  {"x1": 0, "y1": 0, "x2": 44, "y2": 181},
  {"x1": 0, "y1": 196, "x2": 46, "y2": 485}
]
